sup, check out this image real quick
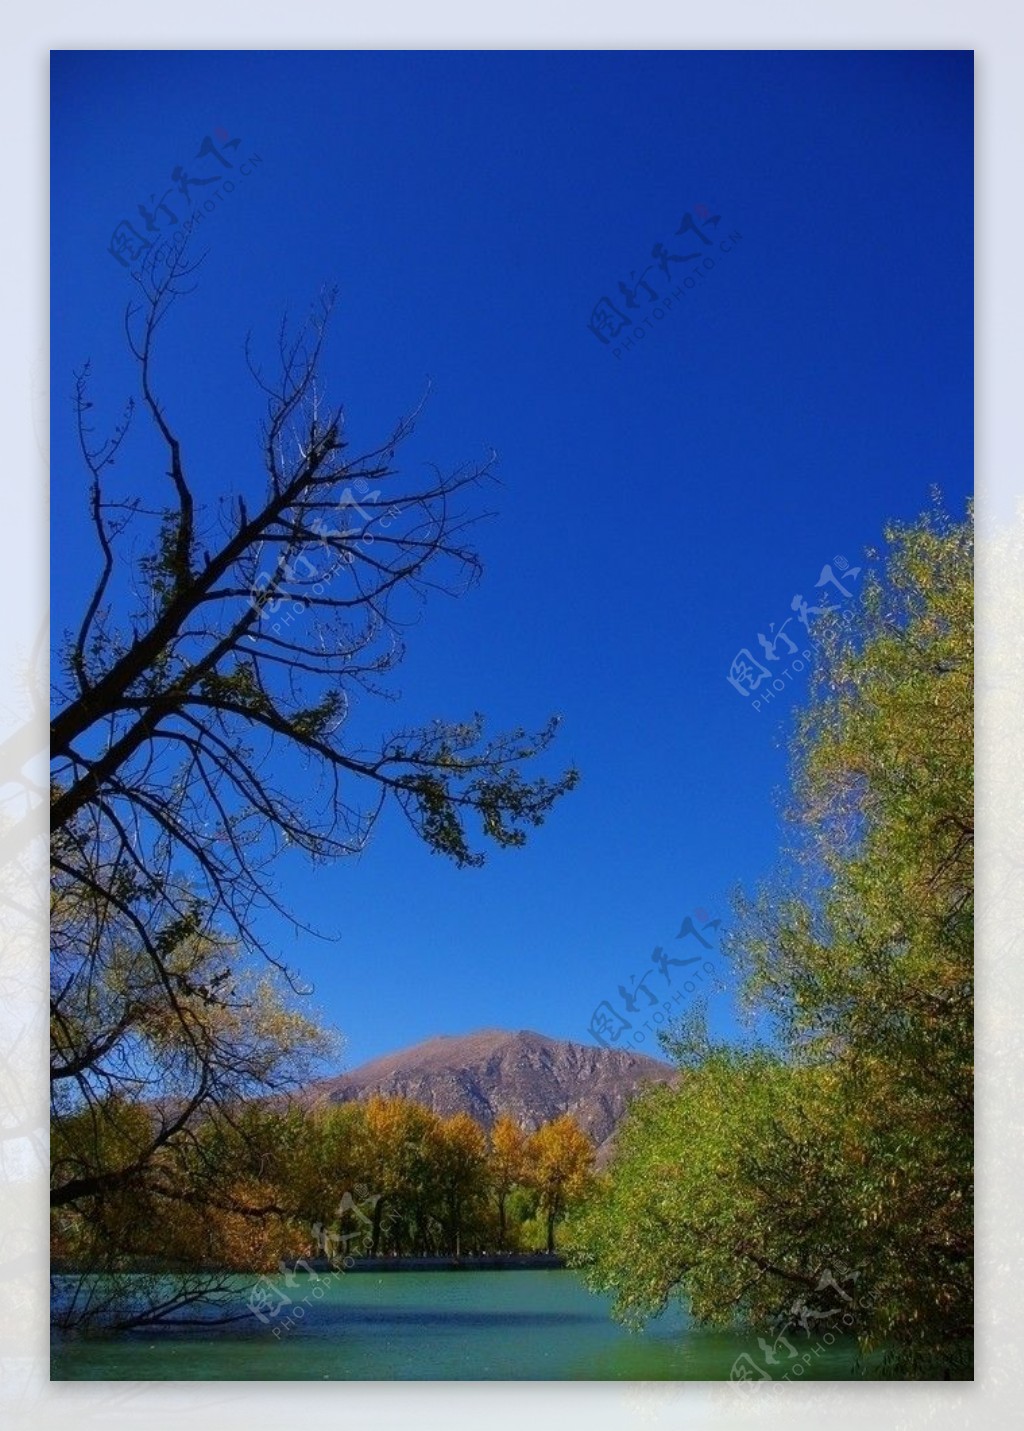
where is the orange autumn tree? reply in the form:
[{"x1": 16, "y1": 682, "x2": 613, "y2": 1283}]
[
  {"x1": 524, "y1": 1116, "x2": 596, "y2": 1253},
  {"x1": 490, "y1": 1115, "x2": 528, "y2": 1250}
]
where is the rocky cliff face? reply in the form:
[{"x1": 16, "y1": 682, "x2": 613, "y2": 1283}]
[{"x1": 301, "y1": 1028, "x2": 675, "y2": 1158}]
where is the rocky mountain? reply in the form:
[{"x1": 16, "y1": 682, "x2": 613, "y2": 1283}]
[{"x1": 300, "y1": 1028, "x2": 676, "y2": 1159}]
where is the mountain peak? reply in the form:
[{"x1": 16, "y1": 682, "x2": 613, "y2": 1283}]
[{"x1": 300, "y1": 1027, "x2": 674, "y2": 1157}]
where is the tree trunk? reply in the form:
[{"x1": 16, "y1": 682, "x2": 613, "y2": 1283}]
[{"x1": 370, "y1": 1194, "x2": 385, "y2": 1256}]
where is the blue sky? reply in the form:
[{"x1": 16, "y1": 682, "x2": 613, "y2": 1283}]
[{"x1": 51, "y1": 49, "x2": 973, "y2": 1071}]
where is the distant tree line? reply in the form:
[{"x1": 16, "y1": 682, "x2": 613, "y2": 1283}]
[{"x1": 51, "y1": 1095, "x2": 595, "y2": 1327}]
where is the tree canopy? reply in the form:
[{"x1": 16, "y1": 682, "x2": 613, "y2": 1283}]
[
  {"x1": 569, "y1": 501, "x2": 973, "y2": 1379},
  {"x1": 52, "y1": 1095, "x2": 595, "y2": 1329}
]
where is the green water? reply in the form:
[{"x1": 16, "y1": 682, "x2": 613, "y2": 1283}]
[{"x1": 51, "y1": 1270, "x2": 885, "y2": 1381}]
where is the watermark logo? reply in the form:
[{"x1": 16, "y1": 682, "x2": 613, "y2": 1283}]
[
  {"x1": 727, "y1": 557, "x2": 862, "y2": 713},
  {"x1": 730, "y1": 1265, "x2": 875, "y2": 1385},
  {"x1": 587, "y1": 908, "x2": 722, "y2": 1051},
  {"x1": 588, "y1": 204, "x2": 742, "y2": 359},
  {"x1": 108, "y1": 126, "x2": 264, "y2": 273},
  {"x1": 247, "y1": 1275, "x2": 297, "y2": 1327},
  {"x1": 246, "y1": 478, "x2": 403, "y2": 643},
  {"x1": 245, "y1": 1185, "x2": 391, "y2": 1338}
]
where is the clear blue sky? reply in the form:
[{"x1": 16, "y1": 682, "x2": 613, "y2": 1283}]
[{"x1": 51, "y1": 49, "x2": 973, "y2": 1071}]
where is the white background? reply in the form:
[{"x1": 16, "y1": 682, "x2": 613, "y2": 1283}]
[{"x1": 3, "y1": 4, "x2": 1014, "y2": 1428}]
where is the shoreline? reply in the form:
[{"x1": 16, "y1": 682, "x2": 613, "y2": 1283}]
[
  {"x1": 304, "y1": 1252, "x2": 567, "y2": 1273},
  {"x1": 52, "y1": 1252, "x2": 568, "y2": 1276}
]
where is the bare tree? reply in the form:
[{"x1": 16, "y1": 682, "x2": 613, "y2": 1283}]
[{"x1": 50, "y1": 245, "x2": 578, "y2": 1236}]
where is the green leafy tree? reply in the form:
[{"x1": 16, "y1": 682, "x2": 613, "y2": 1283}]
[{"x1": 572, "y1": 502, "x2": 973, "y2": 1378}]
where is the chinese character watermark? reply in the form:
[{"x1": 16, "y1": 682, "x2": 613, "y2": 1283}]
[
  {"x1": 727, "y1": 556, "x2": 864, "y2": 713},
  {"x1": 586, "y1": 908, "x2": 722, "y2": 1051},
  {"x1": 245, "y1": 478, "x2": 403, "y2": 643},
  {"x1": 246, "y1": 1185, "x2": 390, "y2": 1338},
  {"x1": 109, "y1": 125, "x2": 264, "y2": 274},
  {"x1": 729, "y1": 1265, "x2": 875, "y2": 1385},
  {"x1": 588, "y1": 203, "x2": 742, "y2": 359}
]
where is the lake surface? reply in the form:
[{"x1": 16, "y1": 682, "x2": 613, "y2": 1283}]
[{"x1": 51, "y1": 1270, "x2": 887, "y2": 1381}]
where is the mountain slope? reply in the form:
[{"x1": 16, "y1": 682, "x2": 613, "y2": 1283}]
[{"x1": 300, "y1": 1028, "x2": 675, "y2": 1157}]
